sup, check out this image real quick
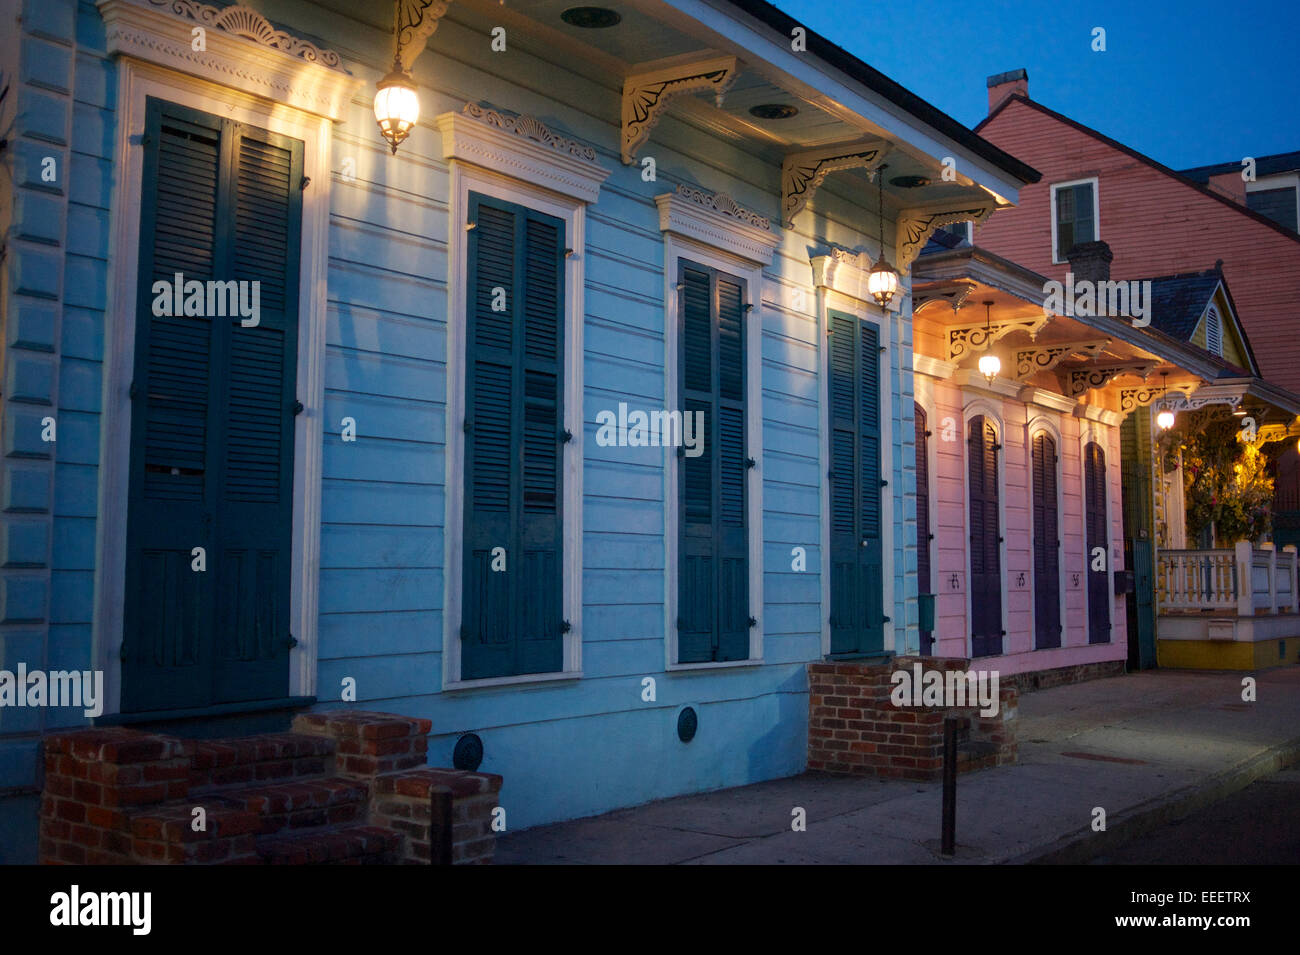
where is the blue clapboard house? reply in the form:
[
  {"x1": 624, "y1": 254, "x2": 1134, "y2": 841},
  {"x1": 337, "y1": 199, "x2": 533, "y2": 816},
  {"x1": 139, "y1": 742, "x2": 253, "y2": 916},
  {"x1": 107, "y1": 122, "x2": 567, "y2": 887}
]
[{"x1": 0, "y1": 0, "x2": 1037, "y2": 855}]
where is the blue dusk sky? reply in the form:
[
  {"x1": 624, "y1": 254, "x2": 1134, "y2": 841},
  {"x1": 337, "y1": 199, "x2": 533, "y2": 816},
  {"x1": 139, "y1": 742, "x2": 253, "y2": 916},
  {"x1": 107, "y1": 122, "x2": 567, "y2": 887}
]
[{"x1": 774, "y1": 0, "x2": 1300, "y2": 170}]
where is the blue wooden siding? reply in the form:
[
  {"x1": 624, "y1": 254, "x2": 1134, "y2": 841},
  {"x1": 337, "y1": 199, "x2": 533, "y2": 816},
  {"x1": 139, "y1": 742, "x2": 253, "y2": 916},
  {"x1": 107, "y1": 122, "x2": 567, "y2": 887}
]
[{"x1": 0, "y1": 0, "x2": 920, "y2": 830}]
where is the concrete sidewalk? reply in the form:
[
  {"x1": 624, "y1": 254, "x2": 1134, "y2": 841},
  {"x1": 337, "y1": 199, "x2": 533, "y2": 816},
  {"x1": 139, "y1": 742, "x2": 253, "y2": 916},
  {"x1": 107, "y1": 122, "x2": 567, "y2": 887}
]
[{"x1": 495, "y1": 668, "x2": 1300, "y2": 864}]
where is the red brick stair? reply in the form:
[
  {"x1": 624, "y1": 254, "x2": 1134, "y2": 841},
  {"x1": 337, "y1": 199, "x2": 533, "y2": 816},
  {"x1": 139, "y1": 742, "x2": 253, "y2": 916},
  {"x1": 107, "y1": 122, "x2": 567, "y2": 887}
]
[{"x1": 39, "y1": 711, "x2": 502, "y2": 865}]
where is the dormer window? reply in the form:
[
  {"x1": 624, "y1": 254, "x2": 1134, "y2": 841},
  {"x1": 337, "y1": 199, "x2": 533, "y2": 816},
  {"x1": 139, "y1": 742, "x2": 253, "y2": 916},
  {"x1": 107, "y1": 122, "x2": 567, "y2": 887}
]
[{"x1": 1051, "y1": 178, "x2": 1098, "y2": 263}]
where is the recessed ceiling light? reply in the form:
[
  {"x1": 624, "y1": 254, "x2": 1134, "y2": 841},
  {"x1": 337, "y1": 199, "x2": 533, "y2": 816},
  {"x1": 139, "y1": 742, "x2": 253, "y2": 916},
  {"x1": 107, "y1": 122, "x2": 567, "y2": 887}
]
[
  {"x1": 561, "y1": 6, "x2": 622, "y2": 28},
  {"x1": 891, "y1": 175, "x2": 931, "y2": 188},
  {"x1": 748, "y1": 103, "x2": 799, "y2": 119}
]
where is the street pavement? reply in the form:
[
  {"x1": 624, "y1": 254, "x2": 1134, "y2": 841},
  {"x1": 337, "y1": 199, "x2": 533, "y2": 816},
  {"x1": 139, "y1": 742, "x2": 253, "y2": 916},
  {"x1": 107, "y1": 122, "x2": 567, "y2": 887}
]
[{"x1": 495, "y1": 667, "x2": 1300, "y2": 864}]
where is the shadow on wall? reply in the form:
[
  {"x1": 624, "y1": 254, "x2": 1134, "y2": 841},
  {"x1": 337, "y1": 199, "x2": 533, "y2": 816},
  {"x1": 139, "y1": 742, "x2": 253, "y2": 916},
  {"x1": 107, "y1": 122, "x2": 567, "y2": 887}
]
[
  {"x1": 0, "y1": 793, "x2": 40, "y2": 864},
  {"x1": 747, "y1": 667, "x2": 812, "y2": 782}
]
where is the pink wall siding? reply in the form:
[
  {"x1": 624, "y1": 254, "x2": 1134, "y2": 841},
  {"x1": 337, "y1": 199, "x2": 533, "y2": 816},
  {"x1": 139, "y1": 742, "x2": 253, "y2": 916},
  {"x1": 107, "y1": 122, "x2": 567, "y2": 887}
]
[{"x1": 921, "y1": 381, "x2": 1128, "y2": 674}]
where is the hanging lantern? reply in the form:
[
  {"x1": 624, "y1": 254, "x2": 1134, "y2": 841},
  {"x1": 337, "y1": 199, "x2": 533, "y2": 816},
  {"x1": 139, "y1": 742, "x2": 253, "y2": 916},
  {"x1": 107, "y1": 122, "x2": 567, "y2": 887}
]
[
  {"x1": 868, "y1": 164, "x2": 899, "y2": 308},
  {"x1": 1156, "y1": 371, "x2": 1174, "y2": 430},
  {"x1": 374, "y1": 66, "x2": 420, "y2": 154}
]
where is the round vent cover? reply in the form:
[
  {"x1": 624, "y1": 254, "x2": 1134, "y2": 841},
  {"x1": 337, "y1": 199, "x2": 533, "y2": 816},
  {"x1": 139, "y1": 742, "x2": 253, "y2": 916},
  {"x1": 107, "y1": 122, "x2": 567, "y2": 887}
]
[
  {"x1": 453, "y1": 733, "x2": 484, "y2": 771},
  {"x1": 677, "y1": 707, "x2": 698, "y2": 743},
  {"x1": 749, "y1": 103, "x2": 799, "y2": 120},
  {"x1": 561, "y1": 7, "x2": 622, "y2": 28}
]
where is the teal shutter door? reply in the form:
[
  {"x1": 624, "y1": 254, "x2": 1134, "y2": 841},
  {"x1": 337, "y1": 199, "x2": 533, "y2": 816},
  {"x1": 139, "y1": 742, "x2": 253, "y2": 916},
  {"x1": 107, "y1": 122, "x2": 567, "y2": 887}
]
[
  {"x1": 462, "y1": 193, "x2": 565, "y2": 679},
  {"x1": 122, "y1": 99, "x2": 301, "y2": 712},
  {"x1": 828, "y1": 311, "x2": 883, "y2": 656},
  {"x1": 678, "y1": 262, "x2": 749, "y2": 663}
]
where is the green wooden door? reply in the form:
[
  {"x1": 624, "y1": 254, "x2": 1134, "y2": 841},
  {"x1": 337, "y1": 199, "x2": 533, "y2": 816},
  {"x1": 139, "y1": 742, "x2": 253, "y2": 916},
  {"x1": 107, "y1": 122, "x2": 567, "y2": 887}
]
[
  {"x1": 678, "y1": 261, "x2": 750, "y2": 663},
  {"x1": 461, "y1": 193, "x2": 566, "y2": 680},
  {"x1": 828, "y1": 310, "x2": 884, "y2": 657},
  {"x1": 122, "y1": 99, "x2": 303, "y2": 712}
]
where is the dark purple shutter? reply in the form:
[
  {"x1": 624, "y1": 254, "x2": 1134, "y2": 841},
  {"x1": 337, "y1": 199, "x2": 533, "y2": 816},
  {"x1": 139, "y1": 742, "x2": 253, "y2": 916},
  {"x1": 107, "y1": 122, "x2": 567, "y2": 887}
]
[
  {"x1": 968, "y1": 416, "x2": 1002, "y2": 657},
  {"x1": 1032, "y1": 433, "x2": 1062, "y2": 649},
  {"x1": 1085, "y1": 441, "x2": 1111, "y2": 644}
]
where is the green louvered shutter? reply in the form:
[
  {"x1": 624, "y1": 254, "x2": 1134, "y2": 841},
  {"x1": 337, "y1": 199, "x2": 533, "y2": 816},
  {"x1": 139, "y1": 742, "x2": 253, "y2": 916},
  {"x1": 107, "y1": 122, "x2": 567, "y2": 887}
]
[
  {"x1": 462, "y1": 193, "x2": 565, "y2": 679},
  {"x1": 123, "y1": 99, "x2": 301, "y2": 712},
  {"x1": 678, "y1": 261, "x2": 749, "y2": 663},
  {"x1": 828, "y1": 311, "x2": 883, "y2": 656}
]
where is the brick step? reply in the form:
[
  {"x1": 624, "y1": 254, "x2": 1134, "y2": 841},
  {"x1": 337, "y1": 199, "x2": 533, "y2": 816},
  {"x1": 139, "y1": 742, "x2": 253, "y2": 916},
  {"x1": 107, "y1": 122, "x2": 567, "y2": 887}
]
[
  {"x1": 124, "y1": 802, "x2": 262, "y2": 865},
  {"x1": 189, "y1": 732, "x2": 336, "y2": 792},
  {"x1": 256, "y1": 824, "x2": 402, "y2": 865},
  {"x1": 207, "y1": 776, "x2": 370, "y2": 835}
]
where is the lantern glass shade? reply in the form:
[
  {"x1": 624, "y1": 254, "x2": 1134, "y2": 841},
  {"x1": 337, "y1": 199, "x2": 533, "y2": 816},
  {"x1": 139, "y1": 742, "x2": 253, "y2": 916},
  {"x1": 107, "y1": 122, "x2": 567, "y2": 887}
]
[
  {"x1": 1157, "y1": 409, "x2": 1175, "y2": 430},
  {"x1": 374, "y1": 70, "x2": 420, "y2": 154},
  {"x1": 977, "y1": 353, "x2": 1001, "y2": 382},
  {"x1": 867, "y1": 255, "x2": 900, "y2": 308}
]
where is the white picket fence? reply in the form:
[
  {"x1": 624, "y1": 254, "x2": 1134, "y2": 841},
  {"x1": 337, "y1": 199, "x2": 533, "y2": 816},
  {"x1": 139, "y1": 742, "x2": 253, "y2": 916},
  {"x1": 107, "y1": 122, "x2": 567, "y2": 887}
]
[{"x1": 1157, "y1": 542, "x2": 1299, "y2": 615}]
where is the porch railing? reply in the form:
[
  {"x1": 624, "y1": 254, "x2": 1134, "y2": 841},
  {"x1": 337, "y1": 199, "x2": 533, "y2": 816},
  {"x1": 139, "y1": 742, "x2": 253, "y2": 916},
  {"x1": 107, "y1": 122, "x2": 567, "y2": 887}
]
[{"x1": 1157, "y1": 543, "x2": 1300, "y2": 615}]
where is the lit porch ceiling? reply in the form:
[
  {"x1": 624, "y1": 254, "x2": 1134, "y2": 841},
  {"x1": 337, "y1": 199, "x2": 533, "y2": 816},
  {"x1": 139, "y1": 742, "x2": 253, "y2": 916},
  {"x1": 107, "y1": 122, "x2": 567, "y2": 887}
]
[{"x1": 433, "y1": 0, "x2": 1029, "y2": 230}]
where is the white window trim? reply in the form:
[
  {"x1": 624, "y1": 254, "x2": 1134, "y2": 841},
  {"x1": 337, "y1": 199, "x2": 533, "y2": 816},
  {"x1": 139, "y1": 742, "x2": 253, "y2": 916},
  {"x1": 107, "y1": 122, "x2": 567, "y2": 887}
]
[
  {"x1": 1050, "y1": 176, "x2": 1100, "y2": 265},
  {"x1": 441, "y1": 162, "x2": 588, "y2": 690},
  {"x1": 662, "y1": 234, "x2": 770, "y2": 671},
  {"x1": 96, "y1": 59, "x2": 334, "y2": 715},
  {"x1": 1026, "y1": 416, "x2": 1068, "y2": 652},
  {"x1": 813, "y1": 283, "x2": 896, "y2": 659},
  {"x1": 1079, "y1": 424, "x2": 1116, "y2": 646},
  {"x1": 961, "y1": 399, "x2": 1010, "y2": 660}
]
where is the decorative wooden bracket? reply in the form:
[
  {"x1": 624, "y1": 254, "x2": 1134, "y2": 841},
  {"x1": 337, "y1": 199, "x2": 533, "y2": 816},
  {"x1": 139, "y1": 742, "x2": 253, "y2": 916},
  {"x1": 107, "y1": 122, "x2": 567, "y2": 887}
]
[
  {"x1": 1251, "y1": 419, "x2": 1300, "y2": 446},
  {"x1": 896, "y1": 200, "x2": 996, "y2": 271},
  {"x1": 914, "y1": 280, "x2": 978, "y2": 314},
  {"x1": 1060, "y1": 360, "x2": 1158, "y2": 398},
  {"x1": 1013, "y1": 340, "x2": 1110, "y2": 380},
  {"x1": 393, "y1": 0, "x2": 452, "y2": 70},
  {"x1": 946, "y1": 315, "x2": 1049, "y2": 361},
  {"x1": 780, "y1": 141, "x2": 887, "y2": 225},
  {"x1": 1156, "y1": 390, "x2": 1242, "y2": 413},
  {"x1": 621, "y1": 55, "x2": 737, "y2": 164}
]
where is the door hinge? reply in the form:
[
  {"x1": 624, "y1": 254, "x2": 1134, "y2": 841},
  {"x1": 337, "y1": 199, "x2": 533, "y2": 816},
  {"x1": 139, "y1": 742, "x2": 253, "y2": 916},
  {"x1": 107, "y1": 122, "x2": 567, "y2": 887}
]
[
  {"x1": 287, "y1": 634, "x2": 298, "y2": 649},
  {"x1": 463, "y1": 419, "x2": 472, "y2": 433},
  {"x1": 747, "y1": 616, "x2": 757, "y2": 628},
  {"x1": 466, "y1": 221, "x2": 477, "y2": 231},
  {"x1": 119, "y1": 643, "x2": 128, "y2": 661},
  {"x1": 560, "y1": 620, "x2": 572, "y2": 634},
  {"x1": 883, "y1": 615, "x2": 891, "y2": 624},
  {"x1": 560, "y1": 429, "x2": 573, "y2": 443},
  {"x1": 745, "y1": 457, "x2": 756, "y2": 469},
  {"x1": 880, "y1": 479, "x2": 888, "y2": 487},
  {"x1": 128, "y1": 380, "x2": 138, "y2": 400},
  {"x1": 140, "y1": 133, "x2": 151, "y2": 146},
  {"x1": 300, "y1": 175, "x2": 311, "y2": 191},
  {"x1": 676, "y1": 617, "x2": 686, "y2": 631},
  {"x1": 924, "y1": 430, "x2": 932, "y2": 438},
  {"x1": 292, "y1": 400, "x2": 304, "y2": 416},
  {"x1": 879, "y1": 345, "x2": 887, "y2": 353}
]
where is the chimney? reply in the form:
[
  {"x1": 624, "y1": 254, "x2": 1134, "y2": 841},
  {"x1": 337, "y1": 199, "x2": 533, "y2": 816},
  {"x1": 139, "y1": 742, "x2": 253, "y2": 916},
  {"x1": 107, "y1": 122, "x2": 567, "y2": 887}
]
[
  {"x1": 987, "y1": 68, "x2": 1028, "y2": 114},
  {"x1": 1066, "y1": 240, "x2": 1113, "y2": 283}
]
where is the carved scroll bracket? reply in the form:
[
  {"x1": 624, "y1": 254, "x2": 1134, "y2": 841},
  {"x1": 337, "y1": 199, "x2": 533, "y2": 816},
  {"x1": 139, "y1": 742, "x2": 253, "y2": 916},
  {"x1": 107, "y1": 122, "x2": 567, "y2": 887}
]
[
  {"x1": 622, "y1": 55, "x2": 737, "y2": 164},
  {"x1": 780, "y1": 141, "x2": 887, "y2": 225},
  {"x1": 393, "y1": 0, "x2": 452, "y2": 71},
  {"x1": 914, "y1": 280, "x2": 977, "y2": 314},
  {"x1": 1013, "y1": 340, "x2": 1110, "y2": 380},
  {"x1": 946, "y1": 315, "x2": 1049, "y2": 362},
  {"x1": 1061, "y1": 360, "x2": 1158, "y2": 398},
  {"x1": 896, "y1": 200, "x2": 996, "y2": 271}
]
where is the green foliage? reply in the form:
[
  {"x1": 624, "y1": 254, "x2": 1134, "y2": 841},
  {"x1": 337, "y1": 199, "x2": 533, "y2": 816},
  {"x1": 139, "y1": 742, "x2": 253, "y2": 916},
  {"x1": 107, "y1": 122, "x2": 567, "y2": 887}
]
[{"x1": 1159, "y1": 415, "x2": 1272, "y2": 544}]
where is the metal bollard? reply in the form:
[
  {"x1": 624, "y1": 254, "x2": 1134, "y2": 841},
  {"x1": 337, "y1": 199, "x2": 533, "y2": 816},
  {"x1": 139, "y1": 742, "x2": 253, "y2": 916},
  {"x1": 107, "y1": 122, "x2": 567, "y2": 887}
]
[{"x1": 941, "y1": 716, "x2": 957, "y2": 856}]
